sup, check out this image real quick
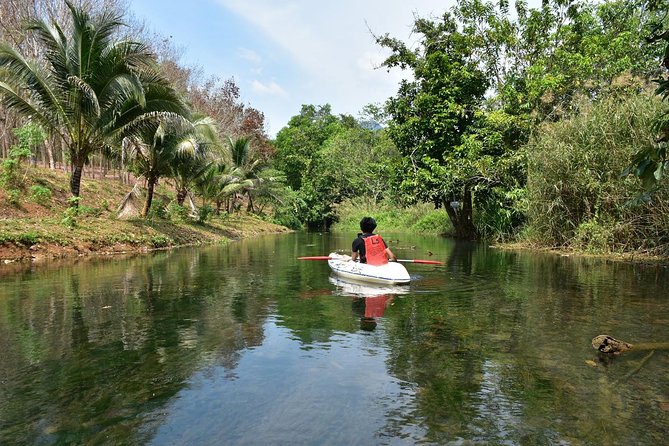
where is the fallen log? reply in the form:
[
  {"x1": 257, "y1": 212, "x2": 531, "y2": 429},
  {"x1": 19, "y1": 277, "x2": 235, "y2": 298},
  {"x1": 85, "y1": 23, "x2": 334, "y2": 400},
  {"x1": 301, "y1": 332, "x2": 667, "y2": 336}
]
[{"x1": 592, "y1": 334, "x2": 669, "y2": 354}]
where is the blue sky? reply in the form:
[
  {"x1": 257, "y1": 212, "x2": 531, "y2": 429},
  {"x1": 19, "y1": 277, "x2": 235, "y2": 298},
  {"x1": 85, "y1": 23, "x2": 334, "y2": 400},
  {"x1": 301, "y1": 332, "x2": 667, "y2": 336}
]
[
  {"x1": 127, "y1": 0, "x2": 456, "y2": 137},
  {"x1": 128, "y1": 1, "x2": 535, "y2": 137}
]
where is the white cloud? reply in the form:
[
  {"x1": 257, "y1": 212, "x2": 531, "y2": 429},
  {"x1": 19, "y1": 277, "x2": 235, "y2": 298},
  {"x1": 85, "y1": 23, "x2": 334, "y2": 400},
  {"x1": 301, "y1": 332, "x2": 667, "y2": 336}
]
[
  {"x1": 213, "y1": 1, "x2": 541, "y2": 135},
  {"x1": 237, "y1": 47, "x2": 262, "y2": 64},
  {"x1": 215, "y1": 0, "x2": 448, "y2": 120},
  {"x1": 251, "y1": 80, "x2": 289, "y2": 97}
]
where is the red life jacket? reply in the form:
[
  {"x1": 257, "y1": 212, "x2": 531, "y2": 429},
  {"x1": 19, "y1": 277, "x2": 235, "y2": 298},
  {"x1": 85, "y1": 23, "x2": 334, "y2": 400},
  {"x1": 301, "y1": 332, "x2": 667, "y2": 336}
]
[{"x1": 363, "y1": 234, "x2": 388, "y2": 266}]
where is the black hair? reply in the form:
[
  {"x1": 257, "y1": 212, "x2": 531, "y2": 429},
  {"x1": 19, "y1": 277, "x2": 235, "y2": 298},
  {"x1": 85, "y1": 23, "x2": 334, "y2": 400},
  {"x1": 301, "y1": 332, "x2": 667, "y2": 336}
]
[{"x1": 359, "y1": 216, "x2": 377, "y2": 233}]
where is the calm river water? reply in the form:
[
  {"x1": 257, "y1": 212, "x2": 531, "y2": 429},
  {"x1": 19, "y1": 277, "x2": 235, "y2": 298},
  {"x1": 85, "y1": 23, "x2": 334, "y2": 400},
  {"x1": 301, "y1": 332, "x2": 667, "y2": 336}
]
[{"x1": 0, "y1": 232, "x2": 668, "y2": 445}]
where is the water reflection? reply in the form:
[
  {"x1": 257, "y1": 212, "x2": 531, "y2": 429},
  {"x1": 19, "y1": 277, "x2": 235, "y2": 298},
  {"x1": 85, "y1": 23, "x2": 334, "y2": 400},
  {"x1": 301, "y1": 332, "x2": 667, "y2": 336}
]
[
  {"x1": 0, "y1": 233, "x2": 668, "y2": 445},
  {"x1": 329, "y1": 276, "x2": 408, "y2": 332}
]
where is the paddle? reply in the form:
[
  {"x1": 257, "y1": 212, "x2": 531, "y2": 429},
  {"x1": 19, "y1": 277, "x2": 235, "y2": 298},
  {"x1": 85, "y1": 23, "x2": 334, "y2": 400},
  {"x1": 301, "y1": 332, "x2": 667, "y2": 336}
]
[
  {"x1": 396, "y1": 259, "x2": 443, "y2": 265},
  {"x1": 297, "y1": 256, "x2": 443, "y2": 265}
]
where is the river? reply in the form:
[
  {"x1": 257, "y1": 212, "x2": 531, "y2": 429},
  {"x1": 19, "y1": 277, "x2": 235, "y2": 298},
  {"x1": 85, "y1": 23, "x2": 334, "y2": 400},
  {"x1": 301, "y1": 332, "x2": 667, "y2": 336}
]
[{"x1": 0, "y1": 232, "x2": 668, "y2": 445}]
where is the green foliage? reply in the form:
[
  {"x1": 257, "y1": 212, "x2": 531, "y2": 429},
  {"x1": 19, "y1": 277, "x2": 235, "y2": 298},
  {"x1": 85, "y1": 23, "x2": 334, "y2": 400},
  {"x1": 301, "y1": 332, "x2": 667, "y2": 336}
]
[
  {"x1": 17, "y1": 231, "x2": 40, "y2": 246},
  {"x1": 1, "y1": 123, "x2": 46, "y2": 190},
  {"x1": 1, "y1": 158, "x2": 20, "y2": 188},
  {"x1": 126, "y1": 115, "x2": 217, "y2": 216},
  {"x1": 371, "y1": 0, "x2": 661, "y2": 240},
  {"x1": 61, "y1": 206, "x2": 78, "y2": 228},
  {"x1": 274, "y1": 105, "x2": 340, "y2": 191},
  {"x1": 29, "y1": 185, "x2": 52, "y2": 205},
  {"x1": 167, "y1": 202, "x2": 189, "y2": 222},
  {"x1": 150, "y1": 235, "x2": 173, "y2": 248},
  {"x1": 274, "y1": 104, "x2": 402, "y2": 229},
  {"x1": 412, "y1": 212, "x2": 452, "y2": 234},
  {"x1": 6, "y1": 188, "x2": 21, "y2": 206},
  {"x1": 525, "y1": 91, "x2": 669, "y2": 253},
  {"x1": 331, "y1": 197, "x2": 452, "y2": 234},
  {"x1": 60, "y1": 197, "x2": 101, "y2": 227},
  {"x1": 269, "y1": 187, "x2": 304, "y2": 230},
  {"x1": 625, "y1": 1, "x2": 669, "y2": 190},
  {"x1": 12, "y1": 122, "x2": 46, "y2": 158},
  {"x1": 196, "y1": 204, "x2": 214, "y2": 224},
  {"x1": 0, "y1": 2, "x2": 188, "y2": 200},
  {"x1": 572, "y1": 217, "x2": 617, "y2": 253},
  {"x1": 147, "y1": 200, "x2": 168, "y2": 219},
  {"x1": 474, "y1": 186, "x2": 528, "y2": 241}
]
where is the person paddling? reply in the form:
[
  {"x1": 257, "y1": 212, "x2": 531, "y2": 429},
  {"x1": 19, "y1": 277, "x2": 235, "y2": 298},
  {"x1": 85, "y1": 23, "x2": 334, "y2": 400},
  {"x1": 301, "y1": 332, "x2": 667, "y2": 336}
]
[{"x1": 351, "y1": 217, "x2": 397, "y2": 264}]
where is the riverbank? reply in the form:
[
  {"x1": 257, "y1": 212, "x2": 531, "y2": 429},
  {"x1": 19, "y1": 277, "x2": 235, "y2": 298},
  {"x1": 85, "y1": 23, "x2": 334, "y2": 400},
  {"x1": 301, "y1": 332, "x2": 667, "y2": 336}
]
[
  {"x1": 492, "y1": 241, "x2": 669, "y2": 266},
  {"x1": 0, "y1": 166, "x2": 290, "y2": 264}
]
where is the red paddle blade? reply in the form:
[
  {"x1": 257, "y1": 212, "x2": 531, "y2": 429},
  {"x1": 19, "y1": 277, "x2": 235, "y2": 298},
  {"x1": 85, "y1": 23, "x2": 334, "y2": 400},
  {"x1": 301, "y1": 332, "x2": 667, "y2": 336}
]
[
  {"x1": 297, "y1": 256, "x2": 332, "y2": 260},
  {"x1": 397, "y1": 259, "x2": 444, "y2": 265}
]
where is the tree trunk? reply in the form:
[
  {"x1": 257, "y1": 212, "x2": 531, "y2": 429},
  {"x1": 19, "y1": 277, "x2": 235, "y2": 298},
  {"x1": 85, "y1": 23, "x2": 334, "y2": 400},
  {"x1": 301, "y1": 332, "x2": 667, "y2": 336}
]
[
  {"x1": 69, "y1": 161, "x2": 84, "y2": 205},
  {"x1": 444, "y1": 186, "x2": 477, "y2": 239},
  {"x1": 176, "y1": 188, "x2": 187, "y2": 206},
  {"x1": 247, "y1": 192, "x2": 254, "y2": 212},
  {"x1": 46, "y1": 138, "x2": 55, "y2": 170},
  {"x1": 142, "y1": 176, "x2": 156, "y2": 217}
]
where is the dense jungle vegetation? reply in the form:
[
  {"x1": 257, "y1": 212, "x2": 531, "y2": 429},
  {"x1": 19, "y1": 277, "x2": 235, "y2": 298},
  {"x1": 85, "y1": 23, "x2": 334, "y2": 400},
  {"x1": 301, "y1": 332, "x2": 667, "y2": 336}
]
[{"x1": 1, "y1": 0, "x2": 669, "y2": 257}]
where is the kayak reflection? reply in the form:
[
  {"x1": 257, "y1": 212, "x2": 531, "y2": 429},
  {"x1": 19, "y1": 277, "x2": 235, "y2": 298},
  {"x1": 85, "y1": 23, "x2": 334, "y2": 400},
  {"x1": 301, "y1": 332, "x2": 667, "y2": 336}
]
[
  {"x1": 329, "y1": 276, "x2": 409, "y2": 331},
  {"x1": 328, "y1": 276, "x2": 410, "y2": 297}
]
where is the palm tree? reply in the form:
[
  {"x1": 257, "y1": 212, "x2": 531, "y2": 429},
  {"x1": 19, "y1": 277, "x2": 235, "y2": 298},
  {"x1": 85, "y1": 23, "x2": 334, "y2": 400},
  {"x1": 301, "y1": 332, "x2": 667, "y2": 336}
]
[
  {"x1": 167, "y1": 117, "x2": 220, "y2": 208},
  {"x1": 227, "y1": 136, "x2": 264, "y2": 212},
  {"x1": 124, "y1": 115, "x2": 217, "y2": 216},
  {"x1": 196, "y1": 161, "x2": 253, "y2": 214},
  {"x1": 0, "y1": 1, "x2": 186, "y2": 202}
]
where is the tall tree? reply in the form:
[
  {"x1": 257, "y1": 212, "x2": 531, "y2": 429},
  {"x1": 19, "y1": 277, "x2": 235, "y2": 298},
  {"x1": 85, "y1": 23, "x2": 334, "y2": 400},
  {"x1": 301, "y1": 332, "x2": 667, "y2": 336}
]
[
  {"x1": 274, "y1": 104, "x2": 339, "y2": 191},
  {"x1": 124, "y1": 115, "x2": 217, "y2": 216},
  {"x1": 377, "y1": 13, "x2": 489, "y2": 238},
  {"x1": 0, "y1": 0, "x2": 186, "y2": 202},
  {"x1": 625, "y1": 0, "x2": 669, "y2": 189}
]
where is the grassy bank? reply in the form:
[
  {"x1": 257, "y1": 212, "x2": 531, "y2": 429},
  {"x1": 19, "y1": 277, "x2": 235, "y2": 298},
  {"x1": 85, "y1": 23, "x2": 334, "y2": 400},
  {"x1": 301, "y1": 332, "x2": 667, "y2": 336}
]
[
  {"x1": 330, "y1": 197, "x2": 452, "y2": 234},
  {"x1": 0, "y1": 166, "x2": 290, "y2": 263}
]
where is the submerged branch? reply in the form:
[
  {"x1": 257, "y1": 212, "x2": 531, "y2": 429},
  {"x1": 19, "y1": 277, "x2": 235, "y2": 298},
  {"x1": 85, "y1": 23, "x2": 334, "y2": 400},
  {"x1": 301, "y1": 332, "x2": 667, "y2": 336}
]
[{"x1": 592, "y1": 334, "x2": 669, "y2": 354}]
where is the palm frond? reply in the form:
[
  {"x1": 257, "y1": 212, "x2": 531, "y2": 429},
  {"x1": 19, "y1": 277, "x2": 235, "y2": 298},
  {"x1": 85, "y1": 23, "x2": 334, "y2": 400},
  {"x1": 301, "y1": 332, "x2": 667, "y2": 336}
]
[
  {"x1": 24, "y1": 19, "x2": 68, "y2": 80},
  {"x1": 98, "y1": 72, "x2": 145, "y2": 111},
  {"x1": 0, "y1": 43, "x2": 67, "y2": 128},
  {"x1": 68, "y1": 75, "x2": 101, "y2": 117}
]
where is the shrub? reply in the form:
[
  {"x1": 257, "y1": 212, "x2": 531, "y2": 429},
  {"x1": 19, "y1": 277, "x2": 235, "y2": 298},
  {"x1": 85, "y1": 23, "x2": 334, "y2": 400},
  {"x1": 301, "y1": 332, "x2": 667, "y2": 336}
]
[
  {"x1": 167, "y1": 202, "x2": 189, "y2": 222},
  {"x1": 148, "y1": 200, "x2": 168, "y2": 219},
  {"x1": 29, "y1": 185, "x2": 52, "y2": 205},
  {"x1": 16, "y1": 232, "x2": 40, "y2": 246},
  {"x1": 331, "y1": 197, "x2": 452, "y2": 233},
  {"x1": 61, "y1": 197, "x2": 82, "y2": 227},
  {"x1": 196, "y1": 204, "x2": 214, "y2": 224},
  {"x1": 525, "y1": 90, "x2": 669, "y2": 253},
  {"x1": 150, "y1": 235, "x2": 172, "y2": 248},
  {"x1": 413, "y1": 211, "x2": 451, "y2": 233},
  {"x1": 6, "y1": 188, "x2": 21, "y2": 206}
]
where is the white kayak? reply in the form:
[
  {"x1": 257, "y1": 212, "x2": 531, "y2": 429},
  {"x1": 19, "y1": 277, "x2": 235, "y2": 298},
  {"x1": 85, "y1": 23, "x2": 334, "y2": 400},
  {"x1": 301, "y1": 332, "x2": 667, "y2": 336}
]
[
  {"x1": 327, "y1": 252, "x2": 411, "y2": 285},
  {"x1": 328, "y1": 276, "x2": 412, "y2": 296}
]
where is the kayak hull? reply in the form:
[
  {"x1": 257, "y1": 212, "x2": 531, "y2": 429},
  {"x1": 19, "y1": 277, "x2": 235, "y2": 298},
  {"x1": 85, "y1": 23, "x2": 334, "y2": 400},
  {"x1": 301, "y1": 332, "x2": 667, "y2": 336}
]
[{"x1": 327, "y1": 253, "x2": 411, "y2": 285}]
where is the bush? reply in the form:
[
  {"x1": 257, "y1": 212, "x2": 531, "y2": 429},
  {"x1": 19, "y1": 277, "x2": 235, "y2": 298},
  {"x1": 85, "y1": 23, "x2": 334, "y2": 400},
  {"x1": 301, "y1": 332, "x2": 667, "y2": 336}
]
[
  {"x1": 16, "y1": 232, "x2": 40, "y2": 246},
  {"x1": 61, "y1": 197, "x2": 81, "y2": 227},
  {"x1": 167, "y1": 202, "x2": 189, "y2": 222},
  {"x1": 572, "y1": 218, "x2": 615, "y2": 253},
  {"x1": 29, "y1": 185, "x2": 52, "y2": 205},
  {"x1": 331, "y1": 197, "x2": 452, "y2": 233},
  {"x1": 147, "y1": 200, "x2": 168, "y2": 219},
  {"x1": 1, "y1": 158, "x2": 20, "y2": 189},
  {"x1": 196, "y1": 204, "x2": 214, "y2": 224},
  {"x1": 6, "y1": 188, "x2": 21, "y2": 206},
  {"x1": 413, "y1": 211, "x2": 451, "y2": 233},
  {"x1": 525, "y1": 90, "x2": 669, "y2": 253},
  {"x1": 150, "y1": 235, "x2": 172, "y2": 248}
]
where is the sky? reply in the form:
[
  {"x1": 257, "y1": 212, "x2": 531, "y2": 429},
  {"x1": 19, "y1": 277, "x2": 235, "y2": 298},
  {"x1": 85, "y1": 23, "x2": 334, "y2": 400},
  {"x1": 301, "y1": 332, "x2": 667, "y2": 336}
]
[{"x1": 128, "y1": 1, "x2": 541, "y2": 138}]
